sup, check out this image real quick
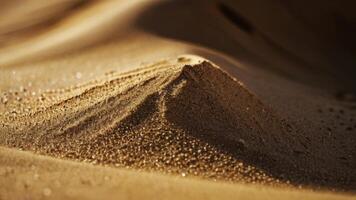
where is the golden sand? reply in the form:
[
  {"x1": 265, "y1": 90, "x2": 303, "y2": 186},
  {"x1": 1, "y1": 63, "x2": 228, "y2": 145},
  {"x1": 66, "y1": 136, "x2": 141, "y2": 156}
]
[
  {"x1": 1, "y1": 147, "x2": 353, "y2": 200},
  {"x1": 1, "y1": 56, "x2": 355, "y2": 191},
  {"x1": 1, "y1": 1, "x2": 356, "y2": 199},
  {"x1": 1, "y1": 58, "x2": 281, "y2": 185}
]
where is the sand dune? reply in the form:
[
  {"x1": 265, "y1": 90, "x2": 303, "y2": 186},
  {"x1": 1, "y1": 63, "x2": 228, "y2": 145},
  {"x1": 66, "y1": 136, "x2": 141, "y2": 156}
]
[
  {"x1": 1, "y1": 56, "x2": 355, "y2": 191},
  {"x1": 1, "y1": 0, "x2": 356, "y2": 199},
  {"x1": 2, "y1": 57, "x2": 282, "y2": 185}
]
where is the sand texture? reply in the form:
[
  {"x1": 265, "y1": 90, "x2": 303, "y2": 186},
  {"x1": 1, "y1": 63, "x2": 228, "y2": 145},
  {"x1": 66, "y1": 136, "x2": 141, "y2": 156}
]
[
  {"x1": 1, "y1": 0, "x2": 356, "y2": 199},
  {"x1": 1, "y1": 147, "x2": 355, "y2": 200}
]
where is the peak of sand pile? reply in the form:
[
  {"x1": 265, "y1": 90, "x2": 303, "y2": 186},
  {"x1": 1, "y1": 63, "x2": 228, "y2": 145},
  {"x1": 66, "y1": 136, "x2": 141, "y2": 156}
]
[{"x1": 0, "y1": 56, "x2": 355, "y2": 190}]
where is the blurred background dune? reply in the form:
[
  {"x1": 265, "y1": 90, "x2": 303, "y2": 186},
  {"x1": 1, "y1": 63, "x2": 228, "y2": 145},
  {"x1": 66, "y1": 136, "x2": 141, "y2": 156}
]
[{"x1": 0, "y1": 0, "x2": 356, "y2": 91}]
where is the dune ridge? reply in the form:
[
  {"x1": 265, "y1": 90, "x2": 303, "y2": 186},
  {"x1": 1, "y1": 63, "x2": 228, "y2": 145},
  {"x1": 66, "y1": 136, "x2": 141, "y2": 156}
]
[
  {"x1": 2, "y1": 59, "x2": 280, "y2": 184},
  {"x1": 1, "y1": 57, "x2": 355, "y2": 190}
]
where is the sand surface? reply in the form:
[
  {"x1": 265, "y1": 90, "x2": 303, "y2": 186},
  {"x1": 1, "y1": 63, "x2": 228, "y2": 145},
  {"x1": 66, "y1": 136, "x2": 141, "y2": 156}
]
[
  {"x1": 1, "y1": 0, "x2": 356, "y2": 199},
  {"x1": 1, "y1": 147, "x2": 354, "y2": 200}
]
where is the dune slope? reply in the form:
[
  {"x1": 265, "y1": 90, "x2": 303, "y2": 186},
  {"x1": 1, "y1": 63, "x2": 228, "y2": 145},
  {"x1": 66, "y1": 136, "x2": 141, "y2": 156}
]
[{"x1": 1, "y1": 57, "x2": 355, "y2": 190}]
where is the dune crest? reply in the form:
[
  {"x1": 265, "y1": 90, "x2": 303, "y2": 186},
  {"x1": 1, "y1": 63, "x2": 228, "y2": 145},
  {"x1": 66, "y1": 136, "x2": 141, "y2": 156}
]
[
  {"x1": 1, "y1": 57, "x2": 354, "y2": 189},
  {"x1": 1, "y1": 58, "x2": 281, "y2": 184}
]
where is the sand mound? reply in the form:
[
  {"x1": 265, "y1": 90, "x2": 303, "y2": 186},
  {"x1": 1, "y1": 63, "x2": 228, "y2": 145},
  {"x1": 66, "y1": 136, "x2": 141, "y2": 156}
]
[{"x1": 0, "y1": 57, "x2": 354, "y2": 189}]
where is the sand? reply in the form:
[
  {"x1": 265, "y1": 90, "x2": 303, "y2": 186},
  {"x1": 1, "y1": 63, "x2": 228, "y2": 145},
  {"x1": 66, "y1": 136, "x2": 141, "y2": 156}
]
[
  {"x1": 1, "y1": 146, "x2": 355, "y2": 200},
  {"x1": 1, "y1": 58, "x2": 281, "y2": 184},
  {"x1": 1, "y1": 0, "x2": 356, "y2": 199}
]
